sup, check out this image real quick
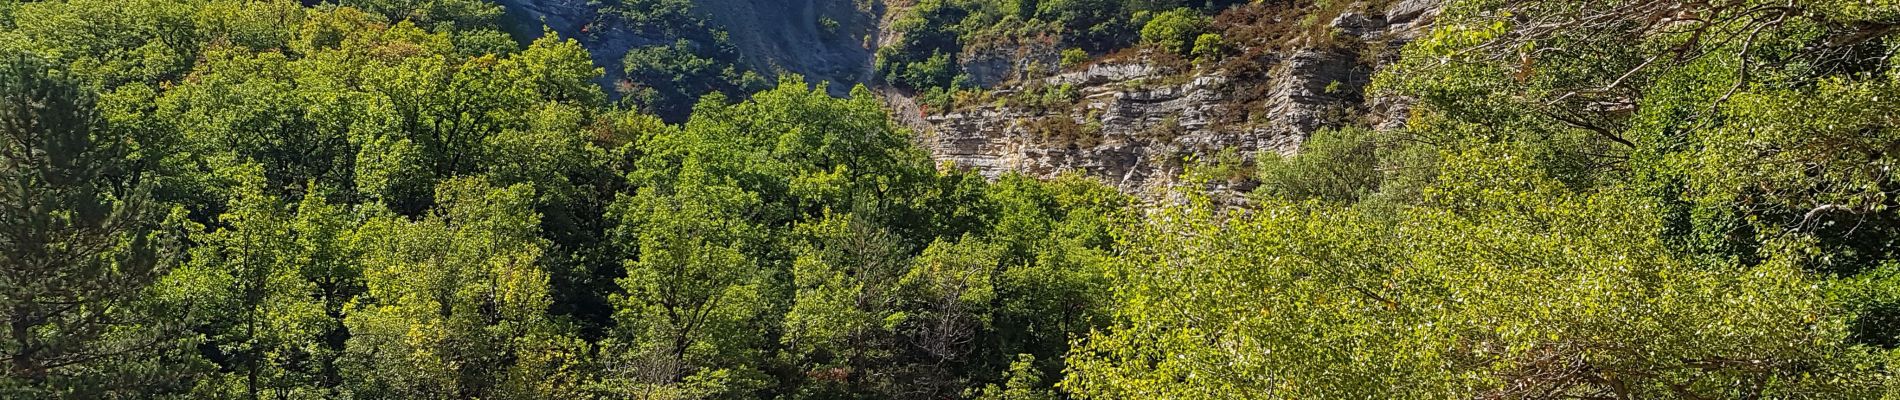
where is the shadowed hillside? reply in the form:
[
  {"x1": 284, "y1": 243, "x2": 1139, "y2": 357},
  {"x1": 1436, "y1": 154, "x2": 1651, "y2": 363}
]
[{"x1": 496, "y1": 0, "x2": 877, "y2": 107}]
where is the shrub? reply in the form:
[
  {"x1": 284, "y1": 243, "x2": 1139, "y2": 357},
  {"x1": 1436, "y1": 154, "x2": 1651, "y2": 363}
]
[
  {"x1": 1139, "y1": 8, "x2": 1208, "y2": 55},
  {"x1": 1060, "y1": 48, "x2": 1090, "y2": 69},
  {"x1": 902, "y1": 51, "x2": 958, "y2": 89},
  {"x1": 820, "y1": 17, "x2": 840, "y2": 37},
  {"x1": 1038, "y1": 0, "x2": 1130, "y2": 50},
  {"x1": 1190, "y1": 32, "x2": 1224, "y2": 62}
]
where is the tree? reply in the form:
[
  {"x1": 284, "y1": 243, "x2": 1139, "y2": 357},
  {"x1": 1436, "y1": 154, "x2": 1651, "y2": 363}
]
[
  {"x1": 339, "y1": 178, "x2": 586, "y2": 399},
  {"x1": 779, "y1": 212, "x2": 916, "y2": 398},
  {"x1": 501, "y1": 35, "x2": 608, "y2": 107},
  {"x1": 979, "y1": 173, "x2": 1120, "y2": 386},
  {"x1": 600, "y1": 169, "x2": 772, "y2": 399},
  {"x1": 1064, "y1": 143, "x2": 1886, "y2": 398},
  {"x1": 608, "y1": 0, "x2": 764, "y2": 122},
  {"x1": 1138, "y1": 8, "x2": 1207, "y2": 55},
  {"x1": 323, "y1": 23, "x2": 604, "y2": 213},
  {"x1": 1036, "y1": 0, "x2": 1130, "y2": 51},
  {"x1": 6, "y1": 0, "x2": 208, "y2": 88},
  {"x1": 895, "y1": 236, "x2": 1002, "y2": 398},
  {"x1": 972, "y1": 354, "x2": 1053, "y2": 400},
  {"x1": 157, "y1": 47, "x2": 353, "y2": 194},
  {"x1": 167, "y1": 165, "x2": 339, "y2": 399},
  {"x1": 624, "y1": 78, "x2": 956, "y2": 240},
  {"x1": 1252, "y1": 127, "x2": 1383, "y2": 203},
  {"x1": 341, "y1": 0, "x2": 503, "y2": 29},
  {"x1": 1375, "y1": 0, "x2": 1900, "y2": 348},
  {"x1": 0, "y1": 53, "x2": 201, "y2": 397},
  {"x1": 1189, "y1": 33, "x2": 1223, "y2": 62}
]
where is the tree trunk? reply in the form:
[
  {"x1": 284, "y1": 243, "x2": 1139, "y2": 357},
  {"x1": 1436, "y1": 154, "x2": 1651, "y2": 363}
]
[{"x1": 10, "y1": 304, "x2": 43, "y2": 384}]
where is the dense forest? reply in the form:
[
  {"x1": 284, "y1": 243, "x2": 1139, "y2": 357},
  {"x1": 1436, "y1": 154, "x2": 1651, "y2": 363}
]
[{"x1": 6, "y1": 0, "x2": 1900, "y2": 399}]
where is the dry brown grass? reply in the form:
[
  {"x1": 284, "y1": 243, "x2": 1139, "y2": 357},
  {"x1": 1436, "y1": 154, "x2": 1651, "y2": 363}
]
[{"x1": 1201, "y1": 1, "x2": 1395, "y2": 128}]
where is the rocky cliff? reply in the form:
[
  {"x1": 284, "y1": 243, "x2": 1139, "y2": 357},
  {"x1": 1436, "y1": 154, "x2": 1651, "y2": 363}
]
[
  {"x1": 914, "y1": 1, "x2": 1439, "y2": 196},
  {"x1": 495, "y1": 0, "x2": 1440, "y2": 197}
]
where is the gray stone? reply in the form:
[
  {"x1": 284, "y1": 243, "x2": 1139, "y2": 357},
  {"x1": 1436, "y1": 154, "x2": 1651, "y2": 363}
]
[
  {"x1": 916, "y1": 5, "x2": 1440, "y2": 199},
  {"x1": 1387, "y1": 0, "x2": 1442, "y2": 28},
  {"x1": 1330, "y1": 12, "x2": 1388, "y2": 39}
]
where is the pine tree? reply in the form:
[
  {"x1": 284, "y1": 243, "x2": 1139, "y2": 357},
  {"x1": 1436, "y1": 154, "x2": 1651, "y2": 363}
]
[{"x1": 0, "y1": 53, "x2": 199, "y2": 397}]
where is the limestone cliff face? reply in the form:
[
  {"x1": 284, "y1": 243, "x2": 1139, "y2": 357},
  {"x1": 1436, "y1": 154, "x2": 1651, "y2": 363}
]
[
  {"x1": 916, "y1": 1, "x2": 1440, "y2": 196},
  {"x1": 496, "y1": 0, "x2": 1441, "y2": 197}
]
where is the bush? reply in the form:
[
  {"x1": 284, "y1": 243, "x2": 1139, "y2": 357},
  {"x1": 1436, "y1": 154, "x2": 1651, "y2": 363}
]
[
  {"x1": 1139, "y1": 8, "x2": 1208, "y2": 55},
  {"x1": 905, "y1": 51, "x2": 957, "y2": 89},
  {"x1": 820, "y1": 17, "x2": 840, "y2": 37},
  {"x1": 1038, "y1": 84, "x2": 1078, "y2": 109},
  {"x1": 1060, "y1": 48, "x2": 1090, "y2": 69},
  {"x1": 1037, "y1": 0, "x2": 1131, "y2": 51},
  {"x1": 1190, "y1": 33, "x2": 1224, "y2": 62},
  {"x1": 621, "y1": 39, "x2": 763, "y2": 121}
]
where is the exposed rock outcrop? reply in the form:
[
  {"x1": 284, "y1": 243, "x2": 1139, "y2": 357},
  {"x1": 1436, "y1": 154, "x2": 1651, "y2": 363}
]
[
  {"x1": 918, "y1": 1, "x2": 1440, "y2": 197},
  {"x1": 958, "y1": 39, "x2": 1062, "y2": 88},
  {"x1": 694, "y1": 0, "x2": 877, "y2": 95},
  {"x1": 495, "y1": 0, "x2": 1442, "y2": 198}
]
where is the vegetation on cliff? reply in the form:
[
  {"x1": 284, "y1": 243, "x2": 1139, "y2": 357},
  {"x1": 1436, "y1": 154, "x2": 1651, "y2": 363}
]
[{"x1": 4, "y1": 0, "x2": 1900, "y2": 399}]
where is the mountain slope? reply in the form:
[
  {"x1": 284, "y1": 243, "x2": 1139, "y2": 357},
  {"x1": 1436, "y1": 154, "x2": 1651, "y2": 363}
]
[
  {"x1": 498, "y1": 0, "x2": 1440, "y2": 198},
  {"x1": 496, "y1": 0, "x2": 877, "y2": 97}
]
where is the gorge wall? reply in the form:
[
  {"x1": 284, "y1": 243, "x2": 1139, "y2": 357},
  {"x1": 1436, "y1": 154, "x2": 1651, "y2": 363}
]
[
  {"x1": 494, "y1": 0, "x2": 1440, "y2": 197},
  {"x1": 912, "y1": 0, "x2": 1440, "y2": 196}
]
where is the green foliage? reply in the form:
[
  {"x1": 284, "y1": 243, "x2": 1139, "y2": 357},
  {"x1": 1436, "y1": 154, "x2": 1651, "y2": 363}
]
[
  {"x1": 1059, "y1": 48, "x2": 1090, "y2": 68},
  {"x1": 1138, "y1": 8, "x2": 1207, "y2": 55},
  {"x1": 341, "y1": 0, "x2": 503, "y2": 29},
  {"x1": 820, "y1": 17, "x2": 842, "y2": 37},
  {"x1": 882, "y1": 50, "x2": 959, "y2": 91},
  {"x1": 973, "y1": 354, "x2": 1055, "y2": 400},
  {"x1": 0, "y1": 50, "x2": 202, "y2": 398},
  {"x1": 779, "y1": 213, "x2": 912, "y2": 397},
  {"x1": 0, "y1": 6, "x2": 1127, "y2": 398},
  {"x1": 605, "y1": 0, "x2": 763, "y2": 122},
  {"x1": 1181, "y1": 147, "x2": 1252, "y2": 186},
  {"x1": 1253, "y1": 127, "x2": 1382, "y2": 203},
  {"x1": 876, "y1": 0, "x2": 1242, "y2": 93},
  {"x1": 593, "y1": 78, "x2": 1100, "y2": 398},
  {"x1": 897, "y1": 236, "x2": 1004, "y2": 396},
  {"x1": 621, "y1": 38, "x2": 764, "y2": 121},
  {"x1": 341, "y1": 178, "x2": 586, "y2": 399},
  {"x1": 601, "y1": 169, "x2": 771, "y2": 398},
  {"x1": 1064, "y1": 0, "x2": 1900, "y2": 397},
  {"x1": 8, "y1": 0, "x2": 222, "y2": 87},
  {"x1": 1189, "y1": 32, "x2": 1223, "y2": 62},
  {"x1": 1371, "y1": 0, "x2": 1900, "y2": 271},
  {"x1": 168, "y1": 165, "x2": 343, "y2": 399},
  {"x1": 17, "y1": 0, "x2": 1900, "y2": 399},
  {"x1": 1068, "y1": 145, "x2": 1885, "y2": 398},
  {"x1": 1037, "y1": 0, "x2": 1130, "y2": 50},
  {"x1": 0, "y1": 3, "x2": 619, "y2": 398},
  {"x1": 612, "y1": 0, "x2": 716, "y2": 36}
]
